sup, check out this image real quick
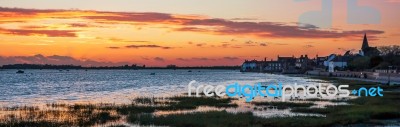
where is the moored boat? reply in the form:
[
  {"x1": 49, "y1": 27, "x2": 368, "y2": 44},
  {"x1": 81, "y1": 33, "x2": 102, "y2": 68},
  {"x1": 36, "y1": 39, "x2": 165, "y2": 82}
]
[{"x1": 16, "y1": 70, "x2": 24, "y2": 74}]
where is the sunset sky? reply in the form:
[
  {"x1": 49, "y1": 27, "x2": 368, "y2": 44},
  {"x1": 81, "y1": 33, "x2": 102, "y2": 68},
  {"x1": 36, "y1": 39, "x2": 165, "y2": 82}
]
[{"x1": 0, "y1": 0, "x2": 399, "y2": 66}]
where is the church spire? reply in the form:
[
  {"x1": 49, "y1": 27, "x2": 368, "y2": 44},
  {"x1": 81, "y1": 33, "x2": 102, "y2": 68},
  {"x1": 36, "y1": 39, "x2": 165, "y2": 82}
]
[{"x1": 362, "y1": 33, "x2": 369, "y2": 50}]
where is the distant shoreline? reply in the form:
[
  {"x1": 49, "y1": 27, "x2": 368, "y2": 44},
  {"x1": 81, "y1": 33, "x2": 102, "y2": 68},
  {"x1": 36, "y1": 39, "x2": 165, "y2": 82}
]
[
  {"x1": 0, "y1": 64, "x2": 241, "y2": 70},
  {"x1": 0, "y1": 68, "x2": 240, "y2": 70}
]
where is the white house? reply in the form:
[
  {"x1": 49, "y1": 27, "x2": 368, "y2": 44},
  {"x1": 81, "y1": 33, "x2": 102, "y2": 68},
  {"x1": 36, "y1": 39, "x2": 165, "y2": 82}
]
[{"x1": 323, "y1": 54, "x2": 348, "y2": 72}]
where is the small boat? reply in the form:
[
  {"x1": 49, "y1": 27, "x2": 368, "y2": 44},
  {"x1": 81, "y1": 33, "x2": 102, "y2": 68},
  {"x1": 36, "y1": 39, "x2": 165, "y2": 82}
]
[
  {"x1": 188, "y1": 70, "x2": 192, "y2": 72},
  {"x1": 150, "y1": 73, "x2": 156, "y2": 75},
  {"x1": 16, "y1": 70, "x2": 24, "y2": 74}
]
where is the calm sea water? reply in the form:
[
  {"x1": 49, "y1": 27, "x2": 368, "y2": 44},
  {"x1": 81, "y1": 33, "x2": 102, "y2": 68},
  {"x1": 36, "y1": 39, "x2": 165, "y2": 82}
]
[{"x1": 0, "y1": 69, "x2": 322, "y2": 107}]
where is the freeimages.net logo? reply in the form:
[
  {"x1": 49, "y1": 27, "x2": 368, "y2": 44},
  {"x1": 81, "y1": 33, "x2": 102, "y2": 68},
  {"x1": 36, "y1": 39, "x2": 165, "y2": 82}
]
[{"x1": 187, "y1": 80, "x2": 384, "y2": 102}]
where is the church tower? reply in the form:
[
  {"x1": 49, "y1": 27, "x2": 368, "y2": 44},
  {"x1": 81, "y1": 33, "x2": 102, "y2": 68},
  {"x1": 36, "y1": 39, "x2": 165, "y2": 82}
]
[
  {"x1": 362, "y1": 33, "x2": 369, "y2": 51},
  {"x1": 360, "y1": 33, "x2": 379, "y2": 56}
]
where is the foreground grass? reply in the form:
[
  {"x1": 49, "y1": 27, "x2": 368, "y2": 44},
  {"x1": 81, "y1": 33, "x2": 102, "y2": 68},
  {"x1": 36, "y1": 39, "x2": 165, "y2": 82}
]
[
  {"x1": 290, "y1": 91, "x2": 400, "y2": 125},
  {"x1": 251, "y1": 101, "x2": 314, "y2": 109},
  {"x1": 127, "y1": 92, "x2": 400, "y2": 127},
  {"x1": 128, "y1": 111, "x2": 258, "y2": 127},
  {"x1": 0, "y1": 106, "x2": 120, "y2": 127},
  {"x1": 0, "y1": 96, "x2": 237, "y2": 126},
  {"x1": 127, "y1": 111, "x2": 338, "y2": 127},
  {"x1": 116, "y1": 96, "x2": 237, "y2": 115}
]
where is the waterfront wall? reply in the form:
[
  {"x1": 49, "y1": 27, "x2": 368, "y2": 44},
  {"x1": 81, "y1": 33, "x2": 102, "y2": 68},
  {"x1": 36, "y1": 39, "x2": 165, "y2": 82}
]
[{"x1": 306, "y1": 70, "x2": 400, "y2": 84}]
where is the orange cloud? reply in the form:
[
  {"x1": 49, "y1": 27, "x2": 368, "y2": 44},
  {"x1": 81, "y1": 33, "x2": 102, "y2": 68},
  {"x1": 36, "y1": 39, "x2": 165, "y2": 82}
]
[{"x1": 0, "y1": 7, "x2": 385, "y2": 39}]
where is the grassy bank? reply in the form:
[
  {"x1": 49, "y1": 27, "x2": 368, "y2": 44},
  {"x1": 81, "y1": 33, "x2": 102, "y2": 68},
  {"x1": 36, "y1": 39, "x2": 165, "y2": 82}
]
[{"x1": 305, "y1": 76, "x2": 400, "y2": 90}]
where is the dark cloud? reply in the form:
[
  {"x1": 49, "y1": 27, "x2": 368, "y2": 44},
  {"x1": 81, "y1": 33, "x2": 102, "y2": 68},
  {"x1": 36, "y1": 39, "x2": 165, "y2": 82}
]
[
  {"x1": 108, "y1": 38, "x2": 150, "y2": 43},
  {"x1": 245, "y1": 40, "x2": 256, "y2": 44},
  {"x1": 298, "y1": 23, "x2": 319, "y2": 30},
  {"x1": 176, "y1": 27, "x2": 208, "y2": 32},
  {"x1": 154, "y1": 57, "x2": 165, "y2": 62},
  {"x1": 0, "y1": 54, "x2": 132, "y2": 66},
  {"x1": 176, "y1": 58, "x2": 190, "y2": 61},
  {"x1": 141, "y1": 57, "x2": 150, "y2": 60},
  {"x1": 82, "y1": 12, "x2": 181, "y2": 23},
  {"x1": 260, "y1": 43, "x2": 268, "y2": 46},
  {"x1": 192, "y1": 57, "x2": 216, "y2": 61},
  {"x1": 68, "y1": 23, "x2": 93, "y2": 28},
  {"x1": 274, "y1": 43, "x2": 289, "y2": 45},
  {"x1": 221, "y1": 43, "x2": 230, "y2": 48},
  {"x1": 223, "y1": 57, "x2": 239, "y2": 61},
  {"x1": 107, "y1": 46, "x2": 120, "y2": 49},
  {"x1": 196, "y1": 43, "x2": 206, "y2": 47},
  {"x1": 125, "y1": 44, "x2": 173, "y2": 49},
  {"x1": 231, "y1": 46, "x2": 242, "y2": 48},
  {"x1": 176, "y1": 57, "x2": 241, "y2": 62},
  {"x1": 179, "y1": 18, "x2": 384, "y2": 39},
  {"x1": 0, "y1": 27, "x2": 78, "y2": 37}
]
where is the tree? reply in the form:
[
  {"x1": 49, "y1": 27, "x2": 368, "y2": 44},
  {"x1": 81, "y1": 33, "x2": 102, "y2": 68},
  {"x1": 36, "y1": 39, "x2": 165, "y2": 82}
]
[
  {"x1": 363, "y1": 47, "x2": 380, "y2": 56},
  {"x1": 378, "y1": 45, "x2": 400, "y2": 66},
  {"x1": 379, "y1": 45, "x2": 400, "y2": 56},
  {"x1": 349, "y1": 56, "x2": 370, "y2": 71},
  {"x1": 370, "y1": 56, "x2": 383, "y2": 68}
]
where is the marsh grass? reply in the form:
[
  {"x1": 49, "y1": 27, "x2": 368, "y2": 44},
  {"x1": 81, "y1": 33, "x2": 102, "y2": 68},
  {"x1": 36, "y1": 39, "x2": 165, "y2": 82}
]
[
  {"x1": 0, "y1": 105, "x2": 120, "y2": 127},
  {"x1": 304, "y1": 98, "x2": 349, "y2": 102},
  {"x1": 168, "y1": 96, "x2": 237, "y2": 108},
  {"x1": 291, "y1": 91, "x2": 400, "y2": 126},
  {"x1": 251, "y1": 101, "x2": 314, "y2": 109},
  {"x1": 290, "y1": 77, "x2": 400, "y2": 126},
  {"x1": 0, "y1": 96, "x2": 237, "y2": 126},
  {"x1": 116, "y1": 96, "x2": 237, "y2": 115},
  {"x1": 126, "y1": 110, "x2": 339, "y2": 127},
  {"x1": 127, "y1": 111, "x2": 259, "y2": 127}
]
